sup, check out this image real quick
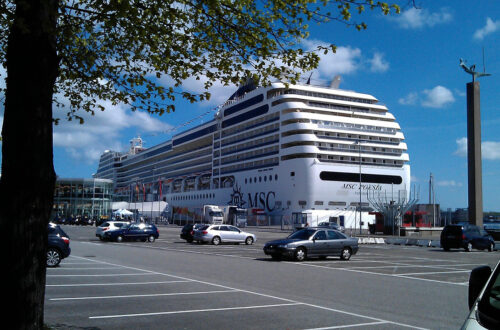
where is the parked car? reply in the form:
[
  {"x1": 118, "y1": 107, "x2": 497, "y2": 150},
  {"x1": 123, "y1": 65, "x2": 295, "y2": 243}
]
[
  {"x1": 461, "y1": 261, "x2": 500, "y2": 329},
  {"x1": 263, "y1": 227, "x2": 358, "y2": 261},
  {"x1": 317, "y1": 221, "x2": 345, "y2": 233},
  {"x1": 483, "y1": 219, "x2": 500, "y2": 240},
  {"x1": 193, "y1": 225, "x2": 256, "y2": 245},
  {"x1": 180, "y1": 223, "x2": 204, "y2": 243},
  {"x1": 47, "y1": 223, "x2": 71, "y2": 267},
  {"x1": 103, "y1": 223, "x2": 159, "y2": 242},
  {"x1": 95, "y1": 221, "x2": 130, "y2": 240},
  {"x1": 440, "y1": 224, "x2": 495, "y2": 252}
]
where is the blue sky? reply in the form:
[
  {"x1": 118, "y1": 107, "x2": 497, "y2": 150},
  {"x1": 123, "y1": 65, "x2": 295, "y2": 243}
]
[{"x1": 1, "y1": 1, "x2": 499, "y2": 211}]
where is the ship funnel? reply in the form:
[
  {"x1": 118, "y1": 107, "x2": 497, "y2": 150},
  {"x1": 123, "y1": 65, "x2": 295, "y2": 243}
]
[{"x1": 330, "y1": 75, "x2": 341, "y2": 89}]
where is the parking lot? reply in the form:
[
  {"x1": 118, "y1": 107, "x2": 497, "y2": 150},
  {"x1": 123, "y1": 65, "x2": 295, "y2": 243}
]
[{"x1": 44, "y1": 225, "x2": 500, "y2": 329}]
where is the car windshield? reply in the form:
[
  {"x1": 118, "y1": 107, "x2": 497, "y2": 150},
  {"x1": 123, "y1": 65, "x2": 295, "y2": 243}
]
[
  {"x1": 288, "y1": 229, "x2": 316, "y2": 240},
  {"x1": 209, "y1": 211, "x2": 223, "y2": 217},
  {"x1": 478, "y1": 264, "x2": 500, "y2": 326}
]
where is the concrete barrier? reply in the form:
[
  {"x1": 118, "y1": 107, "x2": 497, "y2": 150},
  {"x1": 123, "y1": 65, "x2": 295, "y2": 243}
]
[{"x1": 356, "y1": 237, "x2": 385, "y2": 244}]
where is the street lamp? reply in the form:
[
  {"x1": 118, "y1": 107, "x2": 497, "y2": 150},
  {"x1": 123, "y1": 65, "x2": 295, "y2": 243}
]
[{"x1": 358, "y1": 140, "x2": 362, "y2": 235}]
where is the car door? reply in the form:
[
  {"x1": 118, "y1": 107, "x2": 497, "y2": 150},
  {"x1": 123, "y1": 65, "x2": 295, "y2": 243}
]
[
  {"x1": 310, "y1": 230, "x2": 328, "y2": 256},
  {"x1": 227, "y1": 226, "x2": 244, "y2": 242},
  {"x1": 217, "y1": 226, "x2": 231, "y2": 241},
  {"x1": 326, "y1": 230, "x2": 345, "y2": 255},
  {"x1": 126, "y1": 224, "x2": 142, "y2": 240}
]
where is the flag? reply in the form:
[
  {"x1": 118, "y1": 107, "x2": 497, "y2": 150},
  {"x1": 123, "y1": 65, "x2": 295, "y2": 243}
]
[{"x1": 158, "y1": 179, "x2": 162, "y2": 201}]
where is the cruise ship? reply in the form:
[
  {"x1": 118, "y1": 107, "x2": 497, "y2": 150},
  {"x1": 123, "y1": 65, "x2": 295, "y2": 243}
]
[{"x1": 94, "y1": 80, "x2": 410, "y2": 228}]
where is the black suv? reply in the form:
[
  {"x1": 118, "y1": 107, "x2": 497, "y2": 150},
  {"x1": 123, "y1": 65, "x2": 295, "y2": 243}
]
[
  {"x1": 180, "y1": 223, "x2": 204, "y2": 243},
  {"x1": 47, "y1": 223, "x2": 71, "y2": 267},
  {"x1": 440, "y1": 224, "x2": 495, "y2": 252}
]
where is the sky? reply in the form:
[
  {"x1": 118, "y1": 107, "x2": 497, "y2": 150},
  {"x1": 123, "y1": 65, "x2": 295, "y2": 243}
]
[{"x1": 1, "y1": 1, "x2": 499, "y2": 211}]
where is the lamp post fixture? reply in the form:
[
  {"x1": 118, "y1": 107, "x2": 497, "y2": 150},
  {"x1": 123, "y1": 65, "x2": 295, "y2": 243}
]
[{"x1": 356, "y1": 140, "x2": 365, "y2": 235}]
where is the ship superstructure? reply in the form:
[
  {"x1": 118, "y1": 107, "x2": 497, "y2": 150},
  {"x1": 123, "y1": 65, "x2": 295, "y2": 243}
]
[{"x1": 94, "y1": 81, "x2": 410, "y2": 227}]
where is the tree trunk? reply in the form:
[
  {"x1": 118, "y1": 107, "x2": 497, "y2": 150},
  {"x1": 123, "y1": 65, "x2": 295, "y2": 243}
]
[{"x1": 0, "y1": 0, "x2": 59, "y2": 328}]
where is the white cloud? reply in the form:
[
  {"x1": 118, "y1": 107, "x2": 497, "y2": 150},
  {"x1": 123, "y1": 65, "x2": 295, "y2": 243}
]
[
  {"x1": 159, "y1": 74, "x2": 236, "y2": 107},
  {"x1": 474, "y1": 17, "x2": 500, "y2": 40},
  {"x1": 399, "y1": 86, "x2": 454, "y2": 108},
  {"x1": 455, "y1": 137, "x2": 500, "y2": 160},
  {"x1": 437, "y1": 180, "x2": 462, "y2": 187},
  {"x1": 421, "y1": 86, "x2": 455, "y2": 108},
  {"x1": 394, "y1": 7, "x2": 452, "y2": 29},
  {"x1": 369, "y1": 52, "x2": 389, "y2": 73},
  {"x1": 53, "y1": 96, "x2": 172, "y2": 164},
  {"x1": 398, "y1": 92, "x2": 418, "y2": 105},
  {"x1": 301, "y1": 40, "x2": 362, "y2": 79},
  {"x1": 483, "y1": 141, "x2": 500, "y2": 160}
]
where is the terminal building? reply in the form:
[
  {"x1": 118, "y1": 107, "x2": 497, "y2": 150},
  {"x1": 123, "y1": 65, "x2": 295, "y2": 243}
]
[{"x1": 52, "y1": 178, "x2": 113, "y2": 222}]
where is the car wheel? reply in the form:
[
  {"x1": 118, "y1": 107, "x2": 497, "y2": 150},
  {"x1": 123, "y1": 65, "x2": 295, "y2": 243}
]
[
  {"x1": 47, "y1": 248, "x2": 61, "y2": 267},
  {"x1": 148, "y1": 235, "x2": 155, "y2": 243},
  {"x1": 319, "y1": 256, "x2": 327, "y2": 260},
  {"x1": 116, "y1": 235, "x2": 124, "y2": 243},
  {"x1": 271, "y1": 254, "x2": 281, "y2": 261},
  {"x1": 465, "y1": 242, "x2": 473, "y2": 252},
  {"x1": 488, "y1": 243, "x2": 494, "y2": 252},
  {"x1": 340, "y1": 247, "x2": 352, "y2": 260},
  {"x1": 245, "y1": 237, "x2": 254, "y2": 245},
  {"x1": 442, "y1": 246, "x2": 450, "y2": 251},
  {"x1": 187, "y1": 238, "x2": 193, "y2": 243},
  {"x1": 295, "y1": 247, "x2": 307, "y2": 261},
  {"x1": 98, "y1": 236, "x2": 104, "y2": 241},
  {"x1": 212, "y1": 236, "x2": 221, "y2": 245}
]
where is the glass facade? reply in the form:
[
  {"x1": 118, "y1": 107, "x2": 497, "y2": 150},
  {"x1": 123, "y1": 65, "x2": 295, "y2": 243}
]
[{"x1": 52, "y1": 178, "x2": 113, "y2": 221}]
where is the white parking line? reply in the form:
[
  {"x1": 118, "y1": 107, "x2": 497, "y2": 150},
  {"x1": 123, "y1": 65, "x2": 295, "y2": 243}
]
[
  {"x1": 89, "y1": 303, "x2": 303, "y2": 319},
  {"x1": 47, "y1": 267, "x2": 123, "y2": 270},
  {"x1": 47, "y1": 273, "x2": 156, "y2": 277},
  {"x1": 50, "y1": 289, "x2": 239, "y2": 301},
  {"x1": 295, "y1": 262, "x2": 468, "y2": 286},
  {"x1": 305, "y1": 321, "x2": 388, "y2": 329},
  {"x1": 47, "y1": 280, "x2": 191, "y2": 287},
  {"x1": 71, "y1": 256, "x2": 426, "y2": 329},
  {"x1": 397, "y1": 270, "x2": 472, "y2": 276}
]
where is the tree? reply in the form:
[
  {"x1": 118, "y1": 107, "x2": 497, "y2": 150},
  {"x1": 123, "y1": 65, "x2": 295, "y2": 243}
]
[{"x1": 0, "y1": 0, "x2": 399, "y2": 327}]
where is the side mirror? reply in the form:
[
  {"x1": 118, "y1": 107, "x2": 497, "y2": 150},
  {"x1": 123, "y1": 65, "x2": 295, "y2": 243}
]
[{"x1": 468, "y1": 265, "x2": 491, "y2": 309}]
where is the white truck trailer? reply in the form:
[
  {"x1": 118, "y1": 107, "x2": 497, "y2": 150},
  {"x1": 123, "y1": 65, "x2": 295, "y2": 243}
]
[{"x1": 203, "y1": 205, "x2": 224, "y2": 224}]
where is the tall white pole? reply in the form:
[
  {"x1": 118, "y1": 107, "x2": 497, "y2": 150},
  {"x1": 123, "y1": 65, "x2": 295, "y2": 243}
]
[{"x1": 359, "y1": 140, "x2": 362, "y2": 235}]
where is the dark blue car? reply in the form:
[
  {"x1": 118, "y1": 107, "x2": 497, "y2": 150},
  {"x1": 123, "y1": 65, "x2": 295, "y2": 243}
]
[
  {"x1": 47, "y1": 223, "x2": 71, "y2": 267},
  {"x1": 104, "y1": 223, "x2": 159, "y2": 243},
  {"x1": 441, "y1": 224, "x2": 495, "y2": 252}
]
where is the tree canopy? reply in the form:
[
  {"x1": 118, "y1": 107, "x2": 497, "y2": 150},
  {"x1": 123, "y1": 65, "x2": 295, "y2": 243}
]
[{"x1": 1, "y1": 0, "x2": 400, "y2": 123}]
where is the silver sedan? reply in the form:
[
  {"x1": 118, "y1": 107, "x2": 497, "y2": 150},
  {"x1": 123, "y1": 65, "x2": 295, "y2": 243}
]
[{"x1": 193, "y1": 225, "x2": 256, "y2": 245}]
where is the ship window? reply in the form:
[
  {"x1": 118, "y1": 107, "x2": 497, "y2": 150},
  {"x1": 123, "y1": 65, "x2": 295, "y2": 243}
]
[
  {"x1": 259, "y1": 177, "x2": 262, "y2": 182},
  {"x1": 264, "y1": 176, "x2": 267, "y2": 182},
  {"x1": 290, "y1": 172, "x2": 295, "y2": 177},
  {"x1": 315, "y1": 201, "x2": 324, "y2": 205},
  {"x1": 275, "y1": 174, "x2": 278, "y2": 181},
  {"x1": 269, "y1": 175, "x2": 272, "y2": 181},
  {"x1": 298, "y1": 200, "x2": 307, "y2": 206}
]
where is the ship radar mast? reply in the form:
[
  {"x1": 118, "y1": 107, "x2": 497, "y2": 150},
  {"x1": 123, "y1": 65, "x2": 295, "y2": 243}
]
[{"x1": 129, "y1": 136, "x2": 145, "y2": 155}]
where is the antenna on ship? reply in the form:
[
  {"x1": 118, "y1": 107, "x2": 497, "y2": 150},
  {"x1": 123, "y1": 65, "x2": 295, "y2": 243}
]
[{"x1": 306, "y1": 72, "x2": 313, "y2": 85}]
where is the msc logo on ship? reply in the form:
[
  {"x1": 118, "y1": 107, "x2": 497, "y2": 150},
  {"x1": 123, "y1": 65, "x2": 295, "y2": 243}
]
[
  {"x1": 247, "y1": 191, "x2": 275, "y2": 212},
  {"x1": 229, "y1": 183, "x2": 276, "y2": 212}
]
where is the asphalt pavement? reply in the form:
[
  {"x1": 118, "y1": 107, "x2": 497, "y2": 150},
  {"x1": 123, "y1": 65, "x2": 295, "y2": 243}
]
[{"x1": 44, "y1": 225, "x2": 500, "y2": 329}]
